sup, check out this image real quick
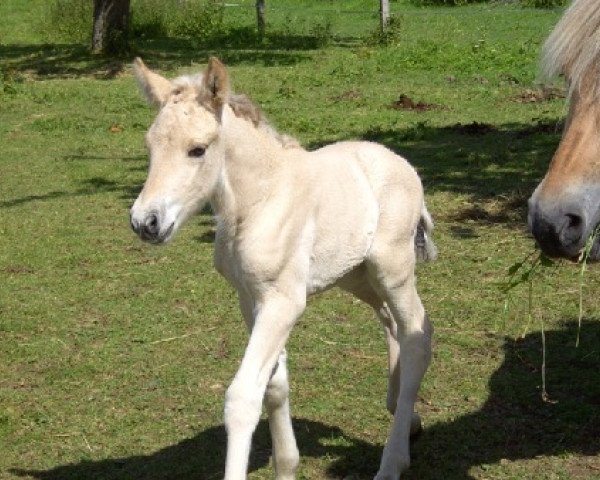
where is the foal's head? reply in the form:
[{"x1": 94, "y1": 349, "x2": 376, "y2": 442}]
[{"x1": 130, "y1": 57, "x2": 229, "y2": 244}]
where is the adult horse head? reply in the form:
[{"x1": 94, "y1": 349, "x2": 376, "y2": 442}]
[{"x1": 528, "y1": 0, "x2": 600, "y2": 260}]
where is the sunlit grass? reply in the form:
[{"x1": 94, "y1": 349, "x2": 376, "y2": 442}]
[{"x1": 1, "y1": 1, "x2": 599, "y2": 479}]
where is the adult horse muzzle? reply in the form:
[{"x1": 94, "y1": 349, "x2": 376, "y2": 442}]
[{"x1": 528, "y1": 197, "x2": 600, "y2": 261}]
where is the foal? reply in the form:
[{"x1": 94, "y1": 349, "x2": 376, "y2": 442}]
[{"x1": 130, "y1": 57, "x2": 436, "y2": 480}]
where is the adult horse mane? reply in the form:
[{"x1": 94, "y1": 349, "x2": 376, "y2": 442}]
[
  {"x1": 541, "y1": 0, "x2": 600, "y2": 101},
  {"x1": 529, "y1": 0, "x2": 600, "y2": 260}
]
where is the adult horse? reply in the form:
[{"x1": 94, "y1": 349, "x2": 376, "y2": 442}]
[
  {"x1": 528, "y1": 0, "x2": 600, "y2": 260},
  {"x1": 130, "y1": 57, "x2": 436, "y2": 479}
]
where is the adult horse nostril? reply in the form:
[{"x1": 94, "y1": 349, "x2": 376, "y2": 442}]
[
  {"x1": 561, "y1": 213, "x2": 585, "y2": 246},
  {"x1": 566, "y1": 213, "x2": 582, "y2": 228},
  {"x1": 529, "y1": 205, "x2": 588, "y2": 259}
]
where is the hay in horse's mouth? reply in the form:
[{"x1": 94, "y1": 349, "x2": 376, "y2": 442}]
[{"x1": 577, "y1": 228, "x2": 600, "y2": 262}]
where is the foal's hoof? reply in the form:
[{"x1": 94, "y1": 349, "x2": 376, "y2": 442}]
[{"x1": 409, "y1": 412, "x2": 423, "y2": 439}]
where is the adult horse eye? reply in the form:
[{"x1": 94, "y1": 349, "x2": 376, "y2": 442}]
[{"x1": 188, "y1": 146, "x2": 206, "y2": 158}]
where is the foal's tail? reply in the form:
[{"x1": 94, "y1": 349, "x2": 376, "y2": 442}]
[{"x1": 415, "y1": 203, "x2": 438, "y2": 262}]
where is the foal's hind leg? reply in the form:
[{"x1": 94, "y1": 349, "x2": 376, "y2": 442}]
[
  {"x1": 264, "y1": 349, "x2": 299, "y2": 479},
  {"x1": 366, "y1": 245, "x2": 432, "y2": 480},
  {"x1": 338, "y1": 275, "x2": 422, "y2": 433}
]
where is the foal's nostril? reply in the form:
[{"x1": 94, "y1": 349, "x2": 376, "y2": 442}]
[
  {"x1": 142, "y1": 214, "x2": 160, "y2": 239},
  {"x1": 146, "y1": 213, "x2": 159, "y2": 234},
  {"x1": 134, "y1": 211, "x2": 161, "y2": 241}
]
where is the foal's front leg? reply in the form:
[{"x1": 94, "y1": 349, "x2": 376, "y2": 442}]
[
  {"x1": 237, "y1": 292, "x2": 299, "y2": 480},
  {"x1": 223, "y1": 293, "x2": 304, "y2": 480}
]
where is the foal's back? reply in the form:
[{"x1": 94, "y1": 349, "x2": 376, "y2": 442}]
[
  {"x1": 291, "y1": 140, "x2": 425, "y2": 294},
  {"x1": 307, "y1": 140, "x2": 424, "y2": 235}
]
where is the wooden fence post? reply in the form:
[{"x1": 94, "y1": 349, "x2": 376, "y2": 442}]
[
  {"x1": 380, "y1": 0, "x2": 390, "y2": 31},
  {"x1": 256, "y1": 0, "x2": 266, "y2": 39}
]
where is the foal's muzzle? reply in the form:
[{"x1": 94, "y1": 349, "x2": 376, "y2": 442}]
[{"x1": 130, "y1": 210, "x2": 174, "y2": 244}]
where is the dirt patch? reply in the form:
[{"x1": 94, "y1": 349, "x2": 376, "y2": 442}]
[
  {"x1": 442, "y1": 195, "x2": 528, "y2": 225},
  {"x1": 516, "y1": 119, "x2": 564, "y2": 138},
  {"x1": 444, "y1": 121, "x2": 497, "y2": 135},
  {"x1": 2, "y1": 265, "x2": 34, "y2": 275},
  {"x1": 567, "y1": 455, "x2": 600, "y2": 478},
  {"x1": 511, "y1": 86, "x2": 564, "y2": 104},
  {"x1": 389, "y1": 94, "x2": 441, "y2": 112},
  {"x1": 329, "y1": 90, "x2": 362, "y2": 102}
]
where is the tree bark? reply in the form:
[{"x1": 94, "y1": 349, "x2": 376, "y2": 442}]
[
  {"x1": 256, "y1": 0, "x2": 265, "y2": 40},
  {"x1": 380, "y1": 0, "x2": 390, "y2": 32},
  {"x1": 92, "y1": 0, "x2": 131, "y2": 55}
]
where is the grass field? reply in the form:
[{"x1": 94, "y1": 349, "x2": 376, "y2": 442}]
[{"x1": 1, "y1": 1, "x2": 600, "y2": 479}]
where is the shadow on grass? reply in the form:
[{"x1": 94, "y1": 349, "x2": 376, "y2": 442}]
[
  {"x1": 11, "y1": 321, "x2": 600, "y2": 479},
  {"x1": 376, "y1": 119, "x2": 561, "y2": 228},
  {"x1": 0, "y1": 44, "x2": 128, "y2": 80},
  {"x1": 0, "y1": 151, "x2": 146, "y2": 209},
  {"x1": 8, "y1": 419, "x2": 379, "y2": 480},
  {"x1": 405, "y1": 319, "x2": 600, "y2": 479},
  {"x1": 316, "y1": 118, "x2": 563, "y2": 229},
  {"x1": 0, "y1": 176, "x2": 142, "y2": 209},
  {"x1": 357, "y1": 119, "x2": 562, "y2": 201},
  {"x1": 0, "y1": 26, "x2": 330, "y2": 80},
  {"x1": 0, "y1": 119, "x2": 561, "y2": 231}
]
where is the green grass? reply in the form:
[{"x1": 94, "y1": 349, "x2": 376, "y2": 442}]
[{"x1": 1, "y1": 1, "x2": 599, "y2": 479}]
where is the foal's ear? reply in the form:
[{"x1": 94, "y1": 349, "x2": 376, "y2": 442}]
[
  {"x1": 133, "y1": 58, "x2": 172, "y2": 107},
  {"x1": 202, "y1": 57, "x2": 230, "y2": 114}
]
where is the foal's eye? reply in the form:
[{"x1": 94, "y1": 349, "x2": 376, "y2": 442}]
[{"x1": 188, "y1": 146, "x2": 206, "y2": 158}]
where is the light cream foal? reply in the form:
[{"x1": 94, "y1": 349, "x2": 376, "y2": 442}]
[{"x1": 130, "y1": 57, "x2": 437, "y2": 480}]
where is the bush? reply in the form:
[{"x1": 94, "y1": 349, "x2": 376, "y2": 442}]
[
  {"x1": 365, "y1": 15, "x2": 403, "y2": 46},
  {"x1": 131, "y1": 0, "x2": 224, "y2": 39},
  {"x1": 43, "y1": 0, "x2": 225, "y2": 44},
  {"x1": 44, "y1": 0, "x2": 92, "y2": 43},
  {"x1": 520, "y1": 0, "x2": 567, "y2": 7},
  {"x1": 409, "y1": 0, "x2": 488, "y2": 5},
  {"x1": 411, "y1": 0, "x2": 566, "y2": 5}
]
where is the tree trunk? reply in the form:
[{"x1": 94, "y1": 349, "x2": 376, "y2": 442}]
[
  {"x1": 92, "y1": 0, "x2": 131, "y2": 55},
  {"x1": 380, "y1": 0, "x2": 390, "y2": 32},
  {"x1": 256, "y1": 0, "x2": 265, "y2": 40}
]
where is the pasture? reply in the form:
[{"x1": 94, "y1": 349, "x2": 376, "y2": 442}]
[{"x1": 1, "y1": 1, "x2": 599, "y2": 479}]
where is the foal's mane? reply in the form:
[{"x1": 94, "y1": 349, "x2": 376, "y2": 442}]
[
  {"x1": 542, "y1": 0, "x2": 600, "y2": 100},
  {"x1": 172, "y1": 73, "x2": 300, "y2": 149}
]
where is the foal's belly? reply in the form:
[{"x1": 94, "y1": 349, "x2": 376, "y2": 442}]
[{"x1": 304, "y1": 196, "x2": 378, "y2": 296}]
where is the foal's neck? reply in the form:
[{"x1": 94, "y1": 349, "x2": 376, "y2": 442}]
[{"x1": 211, "y1": 109, "x2": 290, "y2": 226}]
